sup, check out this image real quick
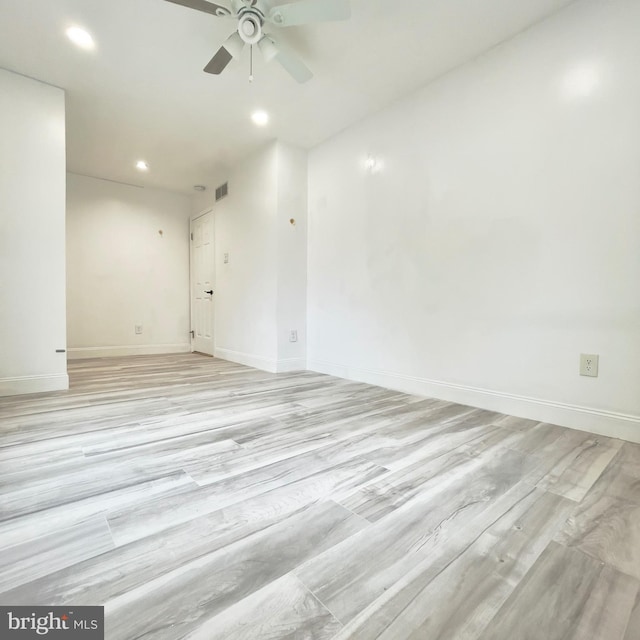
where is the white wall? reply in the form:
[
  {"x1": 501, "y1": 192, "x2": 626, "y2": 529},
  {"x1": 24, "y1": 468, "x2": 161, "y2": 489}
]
[
  {"x1": 0, "y1": 69, "x2": 68, "y2": 396},
  {"x1": 209, "y1": 142, "x2": 280, "y2": 371},
  {"x1": 276, "y1": 143, "x2": 308, "y2": 371},
  {"x1": 192, "y1": 141, "x2": 308, "y2": 373},
  {"x1": 307, "y1": 0, "x2": 640, "y2": 442},
  {"x1": 66, "y1": 173, "x2": 192, "y2": 358}
]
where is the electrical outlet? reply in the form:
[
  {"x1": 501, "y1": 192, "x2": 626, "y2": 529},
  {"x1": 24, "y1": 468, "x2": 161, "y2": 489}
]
[
  {"x1": 580, "y1": 354, "x2": 599, "y2": 377},
  {"x1": 224, "y1": 252, "x2": 229, "y2": 264},
  {"x1": 135, "y1": 324, "x2": 143, "y2": 335},
  {"x1": 289, "y1": 330, "x2": 298, "y2": 343}
]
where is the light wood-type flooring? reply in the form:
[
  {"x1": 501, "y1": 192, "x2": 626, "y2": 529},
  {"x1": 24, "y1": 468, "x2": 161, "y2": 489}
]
[{"x1": 0, "y1": 354, "x2": 639, "y2": 639}]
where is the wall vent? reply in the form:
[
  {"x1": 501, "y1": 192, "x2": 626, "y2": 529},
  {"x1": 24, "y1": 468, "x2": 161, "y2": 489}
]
[{"x1": 215, "y1": 182, "x2": 228, "y2": 202}]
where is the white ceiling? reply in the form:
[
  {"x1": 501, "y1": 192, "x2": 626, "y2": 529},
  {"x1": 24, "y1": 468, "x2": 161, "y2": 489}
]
[{"x1": 0, "y1": 0, "x2": 575, "y2": 194}]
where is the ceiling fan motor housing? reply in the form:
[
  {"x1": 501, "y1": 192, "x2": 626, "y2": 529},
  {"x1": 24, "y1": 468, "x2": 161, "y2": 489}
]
[{"x1": 238, "y1": 10, "x2": 263, "y2": 44}]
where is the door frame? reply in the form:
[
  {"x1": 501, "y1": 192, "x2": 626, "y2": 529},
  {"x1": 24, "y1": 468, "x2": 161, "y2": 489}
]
[{"x1": 189, "y1": 207, "x2": 216, "y2": 355}]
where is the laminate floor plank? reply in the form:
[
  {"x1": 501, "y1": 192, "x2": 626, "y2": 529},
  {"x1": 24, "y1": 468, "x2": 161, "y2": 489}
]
[
  {"x1": 491, "y1": 415, "x2": 542, "y2": 431},
  {"x1": 0, "y1": 398, "x2": 179, "y2": 441},
  {"x1": 624, "y1": 590, "x2": 640, "y2": 640},
  {"x1": 69, "y1": 402, "x2": 297, "y2": 455},
  {"x1": 554, "y1": 491, "x2": 640, "y2": 579},
  {"x1": 508, "y1": 420, "x2": 587, "y2": 457},
  {"x1": 0, "y1": 458, "x2": 384, "y2": 608},
  {"x1": 366, "y1": 489, "x2": 574, "y2": 640},
  {"x1": 184, "y1": 430, "x2": 396, "y2": 487},
  {"x1": 0, "y1": 458, "x2": 195, "y2": 520},
  {"x1": 0, "y1": 515, "x2": 114, "y2": 593},
  {"x1": 337, "y1": 431, "x2": 518, "y2": 522},
  {"x1": 104, "y1": 501, "x2": 365, "y2": 640},
  {"x1": 296, "y1": 447, "x2": 537, "y2": 624},
  {"x1": 566, "y1": 562, "x2": 640, "y2": 640},
  {"x1": 362, "y1": 422, "x2": 516, "y2": 473},
  {"x1": 183, "y1": 574, "x2": 341, "y2": 640},
  {"x1": 82, "y1": 431, "x2": 243, "y2": 464},
  {"x1": 107, "y1": 444, "x2": 381, "y2": 545},
  {"x1": 554, "y1": 443, "x2": 640, "y2": 580},
  {"x1": 0, "y1": 471, "x2": 197, "y2": 550},
  {"x1": 477, "y1": 541, "x2": 639, "y2": 640},
  {"x1": 370, "y1": 402, "x2": 478, "y2": 440},
  {"x1": 597, "y1": 442, "x2": 640, "y2": 503},
  {"x1": 0, "y1": 445, "x2": 86, "y2": 477},
  {"x1": 132, "y1": 438, "x2": 244, "y2": 477},
  {"x1": 535, "y1": 436, "x2": 623, "y2": 502},
  {"x1": 0, "y1": 353, "x2": 635, "y2": 640}
]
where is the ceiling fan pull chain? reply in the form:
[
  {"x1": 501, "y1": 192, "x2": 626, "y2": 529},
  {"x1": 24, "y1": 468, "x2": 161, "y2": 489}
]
[{"x1": 249, "y1": 45, "x2": 254, "y2": 83}]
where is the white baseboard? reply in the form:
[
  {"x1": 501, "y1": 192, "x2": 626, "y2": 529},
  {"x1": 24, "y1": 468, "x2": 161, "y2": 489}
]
[
  {"x1": 214, "y1": 349, "x2": 306, "y2": 374},
  {"x1": 0, "y1": 373, "x2": 69, "y2": 397},
  {"x1": 308, "y1": 359, "x2": 640, "y2": 444},
  {"x1": 67, "y1": 344, "x2": 191, "y2": 360},
  {"x1": 215, "y1": 348, "x2": 279, "y2": 373},
  {"x1": 275, "y1": 358, "x2": 307, "y2": 373}
]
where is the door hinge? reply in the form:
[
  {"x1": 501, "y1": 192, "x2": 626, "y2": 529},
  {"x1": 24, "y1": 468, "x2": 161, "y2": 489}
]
[
  {"x1": 190, "y1": 330, "x2": 195, "y2": 338},
  {"x1": 190, "y1": 232, "x2": 194, "y2": 241}
]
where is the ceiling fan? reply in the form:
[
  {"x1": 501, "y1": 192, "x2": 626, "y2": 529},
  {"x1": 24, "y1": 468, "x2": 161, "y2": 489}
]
[{"x1": 165, "y1": 0, "x2": 351, "y2": 83}]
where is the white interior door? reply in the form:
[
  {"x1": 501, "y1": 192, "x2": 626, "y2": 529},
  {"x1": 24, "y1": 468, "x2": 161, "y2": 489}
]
[{"x1": 190, "y1": 210, "x2": 215, "y2": 356}]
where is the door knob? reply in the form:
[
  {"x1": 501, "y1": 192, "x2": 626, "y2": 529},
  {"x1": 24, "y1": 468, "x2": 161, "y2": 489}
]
[{"x1": 205, "y1": 290, "x2": 214, "y2": 295}]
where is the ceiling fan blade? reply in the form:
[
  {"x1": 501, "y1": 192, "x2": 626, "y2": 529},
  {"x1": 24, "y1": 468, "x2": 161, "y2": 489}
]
[
  {"x1": 164, "y1": 0, "x2": 232, "y2": 17},
  {"x1": 204, "y1": 47, "x2": 233, "y2": 74},
  {"x1": 204, "y1": 31, "x2": 244, "y2": 74},
  {"x1": 266, "y1": 0, "x2": 350, "y2": 27},
  {"x1": 258, "y1": 36, "x2": 313, "y2": 83}
]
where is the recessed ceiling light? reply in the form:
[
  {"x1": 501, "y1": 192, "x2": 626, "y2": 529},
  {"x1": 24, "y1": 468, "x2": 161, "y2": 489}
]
[
  {"x1": 251, "y1": 110, "x2": 269, "y2": 127},
  {"x1": 66, "y1": 26, "x2": 95, "y2": 50},
  {"x1": 194, "y1": 185, "x2": 206, "y2": 192},
  {"x1": 136, "y1": 160, "x2": 149, "y2": 171},
  {"x1": 364, "y1": 154, "x2": 383, "y2": 174}
]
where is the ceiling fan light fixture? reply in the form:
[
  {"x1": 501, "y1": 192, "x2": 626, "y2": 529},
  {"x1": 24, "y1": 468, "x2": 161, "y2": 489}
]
[
  {"x1": 251, "y1": 110, "x2": 269, "y2": 126},
  {"x1": 224, "y1": 31, "x2": 245, "y2": 59},
  {"x1": 257, "y1": 36, "x2": 278, "y2": 63},
  {"x1": 166, "y1": 0, "x2": 352, "y2": 82},
  {"x1": 238, "y1": 13, "x2": 263, "y2": 45}
]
